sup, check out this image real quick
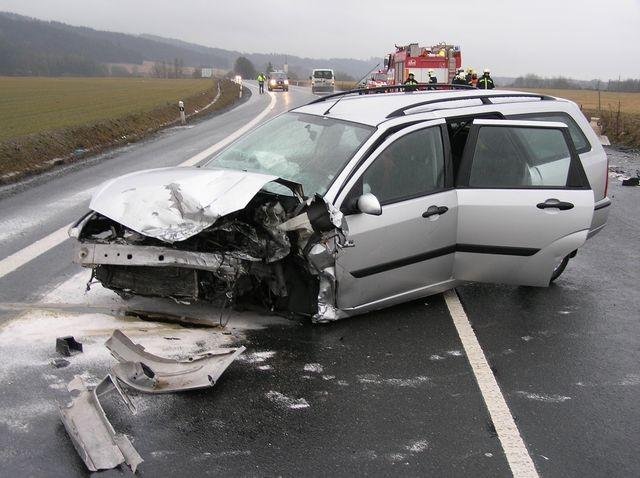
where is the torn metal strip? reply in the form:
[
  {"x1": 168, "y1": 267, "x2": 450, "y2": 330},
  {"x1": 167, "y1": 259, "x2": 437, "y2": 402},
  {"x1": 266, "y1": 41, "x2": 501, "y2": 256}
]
[
  {"x1": 59, "y1": 375, "x2": 142, "y2": 473},
  {"x1": 105, "y1": 329, "x2": 245, "y2": 393}
]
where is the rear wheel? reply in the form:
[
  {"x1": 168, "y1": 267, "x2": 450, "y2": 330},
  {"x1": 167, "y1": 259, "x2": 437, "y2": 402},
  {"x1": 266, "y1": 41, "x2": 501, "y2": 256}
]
[{"x1": 549, "y1": 255, "x2": 570, "y2": 283}]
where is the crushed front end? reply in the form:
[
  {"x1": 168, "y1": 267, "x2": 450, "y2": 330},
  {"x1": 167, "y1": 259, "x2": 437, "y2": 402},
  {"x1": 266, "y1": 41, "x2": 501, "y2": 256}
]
[{"x1": 71, "y1": 168, "x2": 349, "y2": 323}]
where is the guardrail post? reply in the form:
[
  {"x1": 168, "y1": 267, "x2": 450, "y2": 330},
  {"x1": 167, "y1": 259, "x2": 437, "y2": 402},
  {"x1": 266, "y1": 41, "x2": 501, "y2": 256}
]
[{"x1": 178, "y1": 100, "x2": 186, "y2": 125}]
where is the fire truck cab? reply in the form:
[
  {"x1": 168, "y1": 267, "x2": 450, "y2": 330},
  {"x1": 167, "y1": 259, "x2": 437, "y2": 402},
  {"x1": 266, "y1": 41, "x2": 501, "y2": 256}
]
[{"x1": 387, "y1": 42, "x2": 462, "y2": 84}]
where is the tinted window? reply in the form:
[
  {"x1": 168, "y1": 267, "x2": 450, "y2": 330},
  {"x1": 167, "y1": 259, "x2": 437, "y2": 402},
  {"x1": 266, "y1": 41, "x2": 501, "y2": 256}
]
[
  {"x1": 508, "y1": 112, "x2": 591, "y2": 153},
  {"x1": 362, "y1": 127, "x2": 445, "y2": 204},
  {"x1": 469, "y1": 126, "x2": 572, "y2": 188},
  {"x1": 313, "y1": 70, "x2": 333, "y2": 79}
]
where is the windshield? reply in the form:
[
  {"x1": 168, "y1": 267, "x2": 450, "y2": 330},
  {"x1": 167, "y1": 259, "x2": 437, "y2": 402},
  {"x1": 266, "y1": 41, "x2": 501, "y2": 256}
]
[
  {"x1": 313, "y1": 70, "x2": 333, "y2": 79},
  {"x1": 373, "y1": 73, "x2": 388, "y2": 82},
  {"x1": 205, "y1": 113, "x2": 373, "y2": 195},
  {"x1": 271, "y1": 72, "x2": 287, "y2": 79}
]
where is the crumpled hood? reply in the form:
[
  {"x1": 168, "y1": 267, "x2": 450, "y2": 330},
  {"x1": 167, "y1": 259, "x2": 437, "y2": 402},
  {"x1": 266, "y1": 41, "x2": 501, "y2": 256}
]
[{"x1": 90, "y1": 167, "x2": 294, "y2": 243}]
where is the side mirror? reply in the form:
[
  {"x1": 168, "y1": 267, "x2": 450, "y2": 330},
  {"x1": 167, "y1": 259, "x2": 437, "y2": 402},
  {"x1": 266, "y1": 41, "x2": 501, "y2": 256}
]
[
  {"x1": 357, "y1": 193, "x2": 382, "y2": 216},
  {"x1": 309, "y1": 76, "x2": 312, "y2": 80}
]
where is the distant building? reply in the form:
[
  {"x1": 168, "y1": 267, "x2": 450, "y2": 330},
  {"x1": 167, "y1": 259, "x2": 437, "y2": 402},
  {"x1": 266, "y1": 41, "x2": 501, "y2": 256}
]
[{"x1": 201, "y1": 68, "x2": 213, "y2": 78}]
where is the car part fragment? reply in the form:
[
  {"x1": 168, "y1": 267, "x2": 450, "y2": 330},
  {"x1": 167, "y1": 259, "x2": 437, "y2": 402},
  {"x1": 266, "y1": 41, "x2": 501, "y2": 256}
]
[
  {"x1": 105, "y1": 329, "x2": 246, "y2": 393},
  {"x1": 56, "y1": 336, "x2": 83, "y2": 356},
  {"x1": 59, "y1": 375, "x2": 142, "y2": 473}
]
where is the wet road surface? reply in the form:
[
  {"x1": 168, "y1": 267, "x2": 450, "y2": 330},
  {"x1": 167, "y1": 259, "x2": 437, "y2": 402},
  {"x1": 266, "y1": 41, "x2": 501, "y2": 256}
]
[{"x1": 0, "y1": 86, "x2": 638, "y2": 477}]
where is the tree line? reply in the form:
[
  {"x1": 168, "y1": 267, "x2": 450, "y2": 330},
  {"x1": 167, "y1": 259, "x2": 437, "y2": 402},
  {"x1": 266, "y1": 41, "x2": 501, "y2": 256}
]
[{"x1": 510, "y1": 74, "x2": 640, "y2": 92}]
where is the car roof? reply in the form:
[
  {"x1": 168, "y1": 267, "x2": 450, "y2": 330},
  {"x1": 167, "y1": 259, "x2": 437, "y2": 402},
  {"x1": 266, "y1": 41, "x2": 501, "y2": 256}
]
[{"x1": 292, "y1": 89, "x2": 566, "y2": 127}]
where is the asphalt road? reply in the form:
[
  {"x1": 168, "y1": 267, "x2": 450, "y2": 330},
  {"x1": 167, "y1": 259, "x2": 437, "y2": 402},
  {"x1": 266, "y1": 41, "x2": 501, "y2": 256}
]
[{"x1": 0, "y1": 84, "x2": 638, "y2": 477}]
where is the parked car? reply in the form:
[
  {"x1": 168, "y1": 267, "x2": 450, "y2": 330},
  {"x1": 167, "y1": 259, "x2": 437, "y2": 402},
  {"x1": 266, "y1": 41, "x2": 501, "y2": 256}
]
[
  {"x1": 71, "y1": 88, "x2": 610, "y2": 323},
  {"x1": 268, "y1": 71, "x2": 289, "y2": 92},
  {"x1": 310, "y1": 69, "x2": 335, "y2": 94}
]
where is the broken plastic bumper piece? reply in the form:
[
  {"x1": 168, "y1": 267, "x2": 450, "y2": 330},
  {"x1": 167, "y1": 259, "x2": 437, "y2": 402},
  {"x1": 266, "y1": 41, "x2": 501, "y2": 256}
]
[
  {"x1": 59, "y1": 375, "x2": 142, "y2": 473},
  {"x1": 105, "y1": 329, "x2": 246, "y2": 393}
]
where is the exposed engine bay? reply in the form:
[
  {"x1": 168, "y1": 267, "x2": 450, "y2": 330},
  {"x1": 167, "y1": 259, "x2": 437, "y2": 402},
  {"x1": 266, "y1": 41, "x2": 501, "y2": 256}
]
[{"x1": 72, "y1": 170, "x2": 350, "y2": 323}]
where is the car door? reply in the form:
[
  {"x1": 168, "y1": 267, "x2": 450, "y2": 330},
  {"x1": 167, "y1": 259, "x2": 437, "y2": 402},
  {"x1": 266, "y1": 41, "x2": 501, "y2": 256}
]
[
  {"x1": 335, "y1": 120, "x2": 458, "y2": 311},
  {"x1": 454, "y1": 119, "x2": 595, "y2": 286}
]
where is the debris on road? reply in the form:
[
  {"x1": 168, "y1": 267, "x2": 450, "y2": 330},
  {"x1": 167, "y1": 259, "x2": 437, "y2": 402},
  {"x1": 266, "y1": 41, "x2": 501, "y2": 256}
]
[
  {"x1": 621, "y1": 170, "x2": 640, "y2": 186},
  {"x1": 105, "y1": 329, "x2": 245, "y2": 393},
  {"x1": 59, "y1": 375, "x2": 142, "y2": 473},
  {"x1": 55, "y1": 336, "x2": 83, "y2": 356}
]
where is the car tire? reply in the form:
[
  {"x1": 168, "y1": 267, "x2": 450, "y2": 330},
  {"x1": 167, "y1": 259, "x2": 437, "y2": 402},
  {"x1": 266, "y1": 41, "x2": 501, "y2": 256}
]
[{"x1": 549, "y1": 254, "x2": 570, "y2": 283}]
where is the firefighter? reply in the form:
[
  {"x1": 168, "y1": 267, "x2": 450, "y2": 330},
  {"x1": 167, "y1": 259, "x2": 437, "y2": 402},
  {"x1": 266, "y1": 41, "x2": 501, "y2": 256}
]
[
  {"x1": 451, "y1": 67, "x2": 465, "y2": 84},
  {"x1": 452, "y1": 70, "x2": 468, "y2": 87},
  {"x1": 403, "y1": 72, "x2": 419, "y2": 92},
  {"x1": 469, "y1": 71, "x2": 479, "y2": 88},
  {"x1": 427, "y1": 69, "x2": 438, "y2": 90},
  {"x1": 256, "y1": 72, "x2": 266, "y2": 94},
  {"x1": 477, "y1": 68, "x2": 495, "y2": 90},
  {"x1": 465, "y1": 67, "x2": 474, "y2": 84}
]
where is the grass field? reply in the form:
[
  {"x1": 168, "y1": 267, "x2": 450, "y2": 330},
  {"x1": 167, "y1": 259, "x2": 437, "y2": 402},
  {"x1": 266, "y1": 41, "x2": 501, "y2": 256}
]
[
  {"x1": 0, "y1": 77, "x2": 216, "y2": 142},
  {"x1": 0, "y1": 77, "x2": 241, "y2": 183},
  {"x1": 512, "y1": 88, "x2": 640, "y2": 114}
]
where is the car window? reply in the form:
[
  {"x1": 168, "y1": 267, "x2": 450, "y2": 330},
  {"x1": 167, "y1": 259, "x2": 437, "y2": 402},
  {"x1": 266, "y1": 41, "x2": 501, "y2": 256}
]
[
  {"x1": 468, "y1": 126, "x2": 572, "y2": 188},
  {"x1": 362, "y1": 127, "x2": 445, "y2": 204},
  {"x1": 507, "y1": 112, "x2": 591, "y2": 153},
  {"x1": 206, "y1": 113, "x2": 373, "y2": 196},
  {"x1": 313, "y1": 70, "x2": 333, "y2": 79}
]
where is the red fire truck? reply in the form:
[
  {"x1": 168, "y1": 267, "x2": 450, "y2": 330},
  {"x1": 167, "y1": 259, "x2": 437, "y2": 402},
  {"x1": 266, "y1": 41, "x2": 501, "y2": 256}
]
[{"x1": 385, "y1": 42, "x2": 462, "y2": 85}]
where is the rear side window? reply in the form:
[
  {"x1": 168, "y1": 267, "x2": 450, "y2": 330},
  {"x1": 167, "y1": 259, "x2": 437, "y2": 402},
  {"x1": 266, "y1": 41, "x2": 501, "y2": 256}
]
[
  {"x1": 362, "y1": 127, "x2": 445, "y2": 204},
  {"x1": 507, "y1": 112, "x2": 591, "y2": 153},
  {"x1": 468, "y1": 126, "x2": 574, "y2": 188}
]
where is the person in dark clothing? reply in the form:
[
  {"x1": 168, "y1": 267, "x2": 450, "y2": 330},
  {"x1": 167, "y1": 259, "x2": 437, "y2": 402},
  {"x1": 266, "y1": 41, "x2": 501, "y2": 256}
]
[
  {"x1": 477, "y1": 69, "x2": 495, "y2": 89},
  {"x1": 465, "y1": 67, "x2": 473, "y2": 84},
  {"x1": 427, "y1": 69, "x2": 438, "y2": 90},
  {"x1": 451, "y1": 71, "x2": 468, "y2": 87},
  {"x1": 403, "y1": 72, "x2": 419, "y2": 92}
]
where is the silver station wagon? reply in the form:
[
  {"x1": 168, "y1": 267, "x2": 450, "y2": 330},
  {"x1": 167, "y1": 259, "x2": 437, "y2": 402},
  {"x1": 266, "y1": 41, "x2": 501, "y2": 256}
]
[{"x1": 71, "y1": 88, "x2": 611, "y2": 323}]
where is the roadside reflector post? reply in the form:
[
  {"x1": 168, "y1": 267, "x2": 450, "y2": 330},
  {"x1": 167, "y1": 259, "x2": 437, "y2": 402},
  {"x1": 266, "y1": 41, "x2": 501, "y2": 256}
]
[{"x1": 178, "y1": 100, "x2": 186, "y2": 125}]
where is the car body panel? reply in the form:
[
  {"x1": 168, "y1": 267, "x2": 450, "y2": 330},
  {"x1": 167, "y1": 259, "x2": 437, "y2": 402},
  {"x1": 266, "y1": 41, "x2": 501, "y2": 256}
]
[
  {"x1": 89, "y1": 167, "x2": 296, "y2": 243},
  {"x1": 337, "y1": 189, "x2": 458, "y2": 309}
]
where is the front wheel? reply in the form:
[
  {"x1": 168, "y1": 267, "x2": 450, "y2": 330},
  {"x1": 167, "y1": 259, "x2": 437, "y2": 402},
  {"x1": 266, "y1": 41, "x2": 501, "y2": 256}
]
[{"x1": 549, "y1": 255, "x2": 570, "y2": 283}]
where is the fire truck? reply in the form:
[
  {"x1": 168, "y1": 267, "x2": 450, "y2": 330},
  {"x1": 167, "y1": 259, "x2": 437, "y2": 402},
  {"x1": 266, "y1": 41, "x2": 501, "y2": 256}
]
[
  {"x1": 365, "y1": 70, "x2": 393, "y2": 89},
  {"x1": 385, "y1": 42, "x2": 462, "y2": 85}
]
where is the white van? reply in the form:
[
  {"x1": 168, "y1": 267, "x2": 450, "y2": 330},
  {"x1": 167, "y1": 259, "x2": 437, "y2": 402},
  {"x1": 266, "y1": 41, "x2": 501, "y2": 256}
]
[{"x1": 310, "y1": 69, "x2": 335, "y2": 94}]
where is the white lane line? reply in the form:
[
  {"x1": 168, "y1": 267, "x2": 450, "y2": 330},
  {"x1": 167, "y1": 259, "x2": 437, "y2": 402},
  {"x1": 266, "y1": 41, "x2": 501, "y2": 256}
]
[
  {"x1": 0, "y1": 88, "x2": 277, "y2": 280},
  {"x1": 443, "y1": 289, "x2": 539, "y2": 478},
  {"x1": 0, "y1": 224, "x2": 71, "y2": 280}
]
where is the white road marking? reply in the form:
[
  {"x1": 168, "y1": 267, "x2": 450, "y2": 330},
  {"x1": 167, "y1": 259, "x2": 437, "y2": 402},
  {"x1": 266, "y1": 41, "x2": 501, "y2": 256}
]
[
  {"x1": 0, "y1": 88, "x2": 277, "y2": 280},
  {"x1": 443, "y1": 289, "x2": 539, "y2": 478}
]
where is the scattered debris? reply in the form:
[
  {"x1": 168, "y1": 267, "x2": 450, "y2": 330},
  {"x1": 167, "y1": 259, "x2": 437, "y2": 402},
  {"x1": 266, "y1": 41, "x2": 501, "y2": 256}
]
[
  {"x1": 105, "y1": 329, "x2": 245, "y2": 393},
  {"x1": 59, "y1": 375, "x2": 142, "y2": 473},
  {"x1": 622, "y1": 171, "x2": 640, "y2": 186},
  {"x1": 50, "y1": 358, "x2": 70, "y2": 368},
  {"x1": 514, "y1": 391, "x2": 572, "y2": 403},
  {"x1": 265, "y1": 391, "x2": 310, "y2": 410},
  {"x1": 303, "y1": 363, "x2": 324, "y2": 373},
  {"x1": 55, "y1": 336, "x2": 83, "y2": 356},
  {"x1": 59, "y1": 328, "x2": 246, "y2": 471}
]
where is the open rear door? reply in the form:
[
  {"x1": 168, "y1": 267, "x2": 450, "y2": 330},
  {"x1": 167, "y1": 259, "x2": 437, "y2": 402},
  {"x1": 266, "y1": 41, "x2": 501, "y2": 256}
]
[{"x1": 454, "y1": 119, "x2": 595, "y2": 286}]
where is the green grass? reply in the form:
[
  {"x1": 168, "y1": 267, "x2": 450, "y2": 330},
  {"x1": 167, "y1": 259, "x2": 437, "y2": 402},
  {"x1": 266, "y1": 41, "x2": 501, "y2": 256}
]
[{"x1": 0, "y1": 77, "x2": 215, "y2": 142}]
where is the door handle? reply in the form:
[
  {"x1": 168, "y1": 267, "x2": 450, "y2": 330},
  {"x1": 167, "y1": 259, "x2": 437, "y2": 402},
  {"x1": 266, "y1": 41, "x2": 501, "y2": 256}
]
[
  {"x1": 422, "y1": 205, "x2": 449, "y2": 218},
  {"x1": 536, "y1": 199, "x2": 574, "y2": 211}
]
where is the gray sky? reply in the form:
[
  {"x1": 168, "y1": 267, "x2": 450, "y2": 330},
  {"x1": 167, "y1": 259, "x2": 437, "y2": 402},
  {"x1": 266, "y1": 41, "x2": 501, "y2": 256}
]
[{"x1": 1, "y1": 0, "x2": 639, "y2": 79}]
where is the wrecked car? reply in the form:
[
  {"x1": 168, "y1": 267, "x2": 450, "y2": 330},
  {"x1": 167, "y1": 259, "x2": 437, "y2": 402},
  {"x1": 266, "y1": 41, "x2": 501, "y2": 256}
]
[{"x1": 71, "y1": 89, "x2": 610, "y2": 322}]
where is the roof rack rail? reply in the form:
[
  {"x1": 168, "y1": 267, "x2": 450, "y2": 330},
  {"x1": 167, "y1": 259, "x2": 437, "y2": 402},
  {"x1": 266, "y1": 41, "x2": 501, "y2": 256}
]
[
  {"x1": 385, "y1": 93, "x2": 556, "y2": 118},
  {"x1": 306, "y1": 83, "x2": 475, "y2": 105}
]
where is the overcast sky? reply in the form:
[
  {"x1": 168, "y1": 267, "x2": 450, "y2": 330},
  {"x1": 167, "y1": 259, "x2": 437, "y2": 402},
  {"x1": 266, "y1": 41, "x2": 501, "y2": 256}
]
[{"x1": 1, "y1": 0, "x2": 638, "y2": 79}]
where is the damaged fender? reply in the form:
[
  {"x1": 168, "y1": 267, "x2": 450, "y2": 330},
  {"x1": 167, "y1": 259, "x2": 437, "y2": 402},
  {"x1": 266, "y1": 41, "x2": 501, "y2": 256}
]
[{"x1": 105, "y1": 329, "x2": 246, "y2": 393}]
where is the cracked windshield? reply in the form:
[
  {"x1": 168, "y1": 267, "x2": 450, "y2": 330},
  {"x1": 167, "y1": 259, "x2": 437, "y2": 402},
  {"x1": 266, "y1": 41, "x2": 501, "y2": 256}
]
[{"x1": 207, "y1": 113, "x2": 372, "y2": 195}]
